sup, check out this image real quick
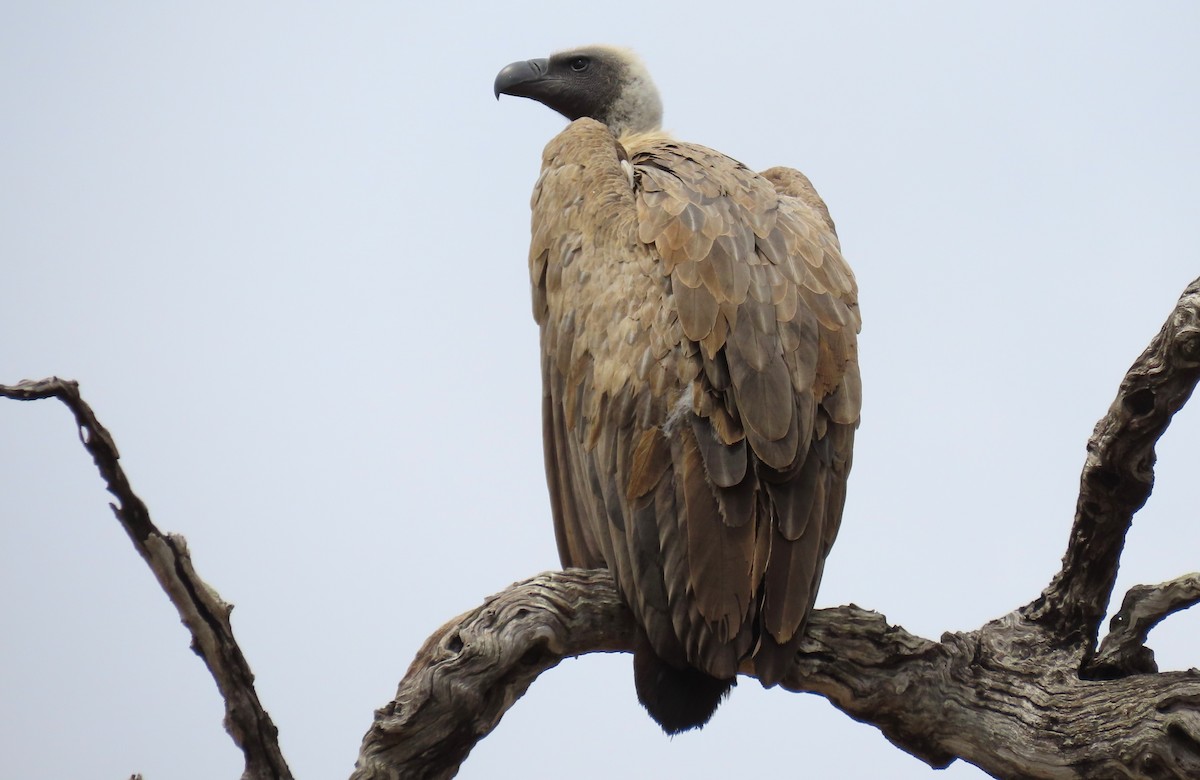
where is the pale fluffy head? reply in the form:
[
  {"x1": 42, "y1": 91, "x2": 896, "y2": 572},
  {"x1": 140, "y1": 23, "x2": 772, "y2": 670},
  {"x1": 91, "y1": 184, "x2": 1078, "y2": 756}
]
[{"x1": 495, "y1": 44, "x2": 663, "y2": 137}]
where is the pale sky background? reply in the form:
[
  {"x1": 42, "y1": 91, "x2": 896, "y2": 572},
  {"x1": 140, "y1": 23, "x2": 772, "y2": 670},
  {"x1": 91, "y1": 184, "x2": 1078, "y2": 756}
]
[{"x1": 2, "y1": 3, "x2": 1198, "y2": 779}]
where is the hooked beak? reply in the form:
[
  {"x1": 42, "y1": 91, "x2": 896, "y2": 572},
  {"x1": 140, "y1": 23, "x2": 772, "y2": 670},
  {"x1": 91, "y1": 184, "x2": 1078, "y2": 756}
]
[{"x1": 494, "y1": 58, "x2": 552, "y2": 100}]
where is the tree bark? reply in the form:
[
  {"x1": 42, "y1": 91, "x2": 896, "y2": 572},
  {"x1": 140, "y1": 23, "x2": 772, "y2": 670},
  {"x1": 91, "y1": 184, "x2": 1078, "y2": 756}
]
[
  {"x1": 4, "y1": 278, "x2": 1200, "y2": 779},
  {"x1": 352, "y1": 572, "x2": 1200, "y2": 780}
]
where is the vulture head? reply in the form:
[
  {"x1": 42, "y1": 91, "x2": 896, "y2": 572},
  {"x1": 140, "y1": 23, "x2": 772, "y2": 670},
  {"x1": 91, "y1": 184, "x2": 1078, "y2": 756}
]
[{"x1": 494, "y1": 45, "x2": 663, "y2": 136}]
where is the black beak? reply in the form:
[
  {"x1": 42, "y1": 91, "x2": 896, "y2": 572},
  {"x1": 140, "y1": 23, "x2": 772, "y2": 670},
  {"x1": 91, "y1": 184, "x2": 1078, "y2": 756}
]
[{"x1": 494, "y1": 58, "x2": 551, "y2": 99}]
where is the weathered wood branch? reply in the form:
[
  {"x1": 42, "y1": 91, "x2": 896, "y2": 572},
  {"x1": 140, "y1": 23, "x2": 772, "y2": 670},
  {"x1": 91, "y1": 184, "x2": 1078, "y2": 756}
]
[
  {"x1": 351, "y1": 568, "x2": 1200, "y2": 779},
  {"x1": 0, "y1": 378, "x2": 292, "y2": 780},
  {"x1": 1025, "y1": 278, "x2": 1200, "y2": 649},
  {"x1": 790, "y1": 611, "x2": 1200, "y2": 778},
  {"x1": 1094, "y1": 573, "x2": 1200, "y2": 677},
  {"x1": 350, "y1": 569, "x2": 637, "y2": 780}
]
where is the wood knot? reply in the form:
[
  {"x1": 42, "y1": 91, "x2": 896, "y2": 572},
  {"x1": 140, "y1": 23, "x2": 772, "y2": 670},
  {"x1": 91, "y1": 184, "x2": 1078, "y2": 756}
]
[{"x1": 1177, "y1": 327, "x2": 1200, "y2": 365}]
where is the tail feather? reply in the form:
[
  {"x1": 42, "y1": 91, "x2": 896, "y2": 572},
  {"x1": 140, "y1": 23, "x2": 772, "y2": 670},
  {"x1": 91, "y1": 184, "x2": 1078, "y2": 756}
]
[{"x1": 633, "y1": 637, "x2": 733, "y2": 734}]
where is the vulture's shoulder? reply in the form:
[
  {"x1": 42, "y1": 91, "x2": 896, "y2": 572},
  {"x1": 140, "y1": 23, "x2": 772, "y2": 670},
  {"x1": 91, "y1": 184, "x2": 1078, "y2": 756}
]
[
  {"x1": 759, "y1": 166, "x2": 838, "y2": 237},
  {"x1": 532, "y1": 123, "x2": 862, "y2": 446},
  {"x1": 615, "y1": 133, "x2": 862, "y2": 463}
]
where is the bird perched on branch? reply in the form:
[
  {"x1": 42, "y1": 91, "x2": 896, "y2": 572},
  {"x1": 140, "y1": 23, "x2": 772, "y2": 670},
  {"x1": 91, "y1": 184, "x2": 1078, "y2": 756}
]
[{"x1": 495, "y1": 45, "x2": 861, "y2": 734}]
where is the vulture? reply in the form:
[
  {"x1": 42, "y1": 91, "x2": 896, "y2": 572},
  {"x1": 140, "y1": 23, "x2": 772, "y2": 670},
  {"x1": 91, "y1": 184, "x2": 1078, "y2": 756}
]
[{"x1": 494, "y1": 45, "x2": 861, "y2": 734}]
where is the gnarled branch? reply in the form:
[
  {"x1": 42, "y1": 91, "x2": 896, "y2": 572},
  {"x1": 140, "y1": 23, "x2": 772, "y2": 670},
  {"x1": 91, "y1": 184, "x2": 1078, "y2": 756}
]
[
  {"x1": 1094, "y1": 573, "x2": 1200, "y2": 677},
  {"x1": 1025, "y1": 279, "x2": 1200, "y2": 649},
  {"x1": 350, "y1": 568, "x2": 1200, "y2": 779},
  {"x1": 350, "y1": 569, "x2": 636, "y2": 780}
]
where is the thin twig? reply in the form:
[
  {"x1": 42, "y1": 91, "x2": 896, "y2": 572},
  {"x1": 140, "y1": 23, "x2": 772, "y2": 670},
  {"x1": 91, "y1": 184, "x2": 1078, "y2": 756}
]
[{"x1": 0, "y1": 378, "x2": 292, "y2": 780}]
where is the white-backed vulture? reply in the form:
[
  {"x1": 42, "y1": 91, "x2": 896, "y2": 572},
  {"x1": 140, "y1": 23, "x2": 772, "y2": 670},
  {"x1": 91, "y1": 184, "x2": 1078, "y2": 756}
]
[{"x1": 495, "y1": 45, "x2": 861, "y2": 734}]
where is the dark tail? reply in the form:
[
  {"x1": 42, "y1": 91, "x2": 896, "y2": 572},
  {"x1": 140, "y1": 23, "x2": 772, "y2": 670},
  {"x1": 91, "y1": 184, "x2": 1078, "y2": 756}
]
[{"x1": 632, "y1": 637, "x2": 734, "y2": 735}]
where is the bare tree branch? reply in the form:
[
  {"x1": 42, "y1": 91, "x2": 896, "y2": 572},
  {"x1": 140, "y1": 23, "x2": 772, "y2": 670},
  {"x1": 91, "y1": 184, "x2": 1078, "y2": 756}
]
[
  {"x1": 1024, "y1": 278, "x2": 1200, "y2": 650},
  {"x1": 352, "y1": 569, "x2": 1200, "y2": 779},
  {"x1": 0, "y1": 378, "x2": 292, "y2": 780},
  {"x1": 1093, "y1": 573, "x2": 1200, "y2": 677},
  {"x1": 350, "y1": 569, "x2": 636, "y2": 780},
  {"x1": 790, "y1": 610, "x2": 1200, "y2": 778}
]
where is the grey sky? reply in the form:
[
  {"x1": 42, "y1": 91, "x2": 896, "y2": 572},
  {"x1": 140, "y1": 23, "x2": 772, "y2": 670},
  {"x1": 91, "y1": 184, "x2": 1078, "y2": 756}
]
[{"x1": 2, "y1": 3, "x2": 1197, "y2": 778}]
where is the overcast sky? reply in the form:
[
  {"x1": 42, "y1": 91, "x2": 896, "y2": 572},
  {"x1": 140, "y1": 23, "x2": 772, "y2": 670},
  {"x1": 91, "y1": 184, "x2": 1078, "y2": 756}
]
[{"x1": 2, "y1": 3, "x2": 1198, "y2": 778}]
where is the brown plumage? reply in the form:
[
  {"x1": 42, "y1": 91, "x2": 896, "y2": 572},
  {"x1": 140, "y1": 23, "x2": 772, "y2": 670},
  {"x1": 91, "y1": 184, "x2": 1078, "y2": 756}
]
[{"x1": 496, "y1": 45, "x2": 861, "y2": 734}]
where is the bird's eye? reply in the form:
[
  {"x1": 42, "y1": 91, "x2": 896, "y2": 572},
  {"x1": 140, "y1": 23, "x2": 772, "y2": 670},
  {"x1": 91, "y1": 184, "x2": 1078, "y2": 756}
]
[{"x1": 570, "y1": 57, "x2": 590, "y2": 72}]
